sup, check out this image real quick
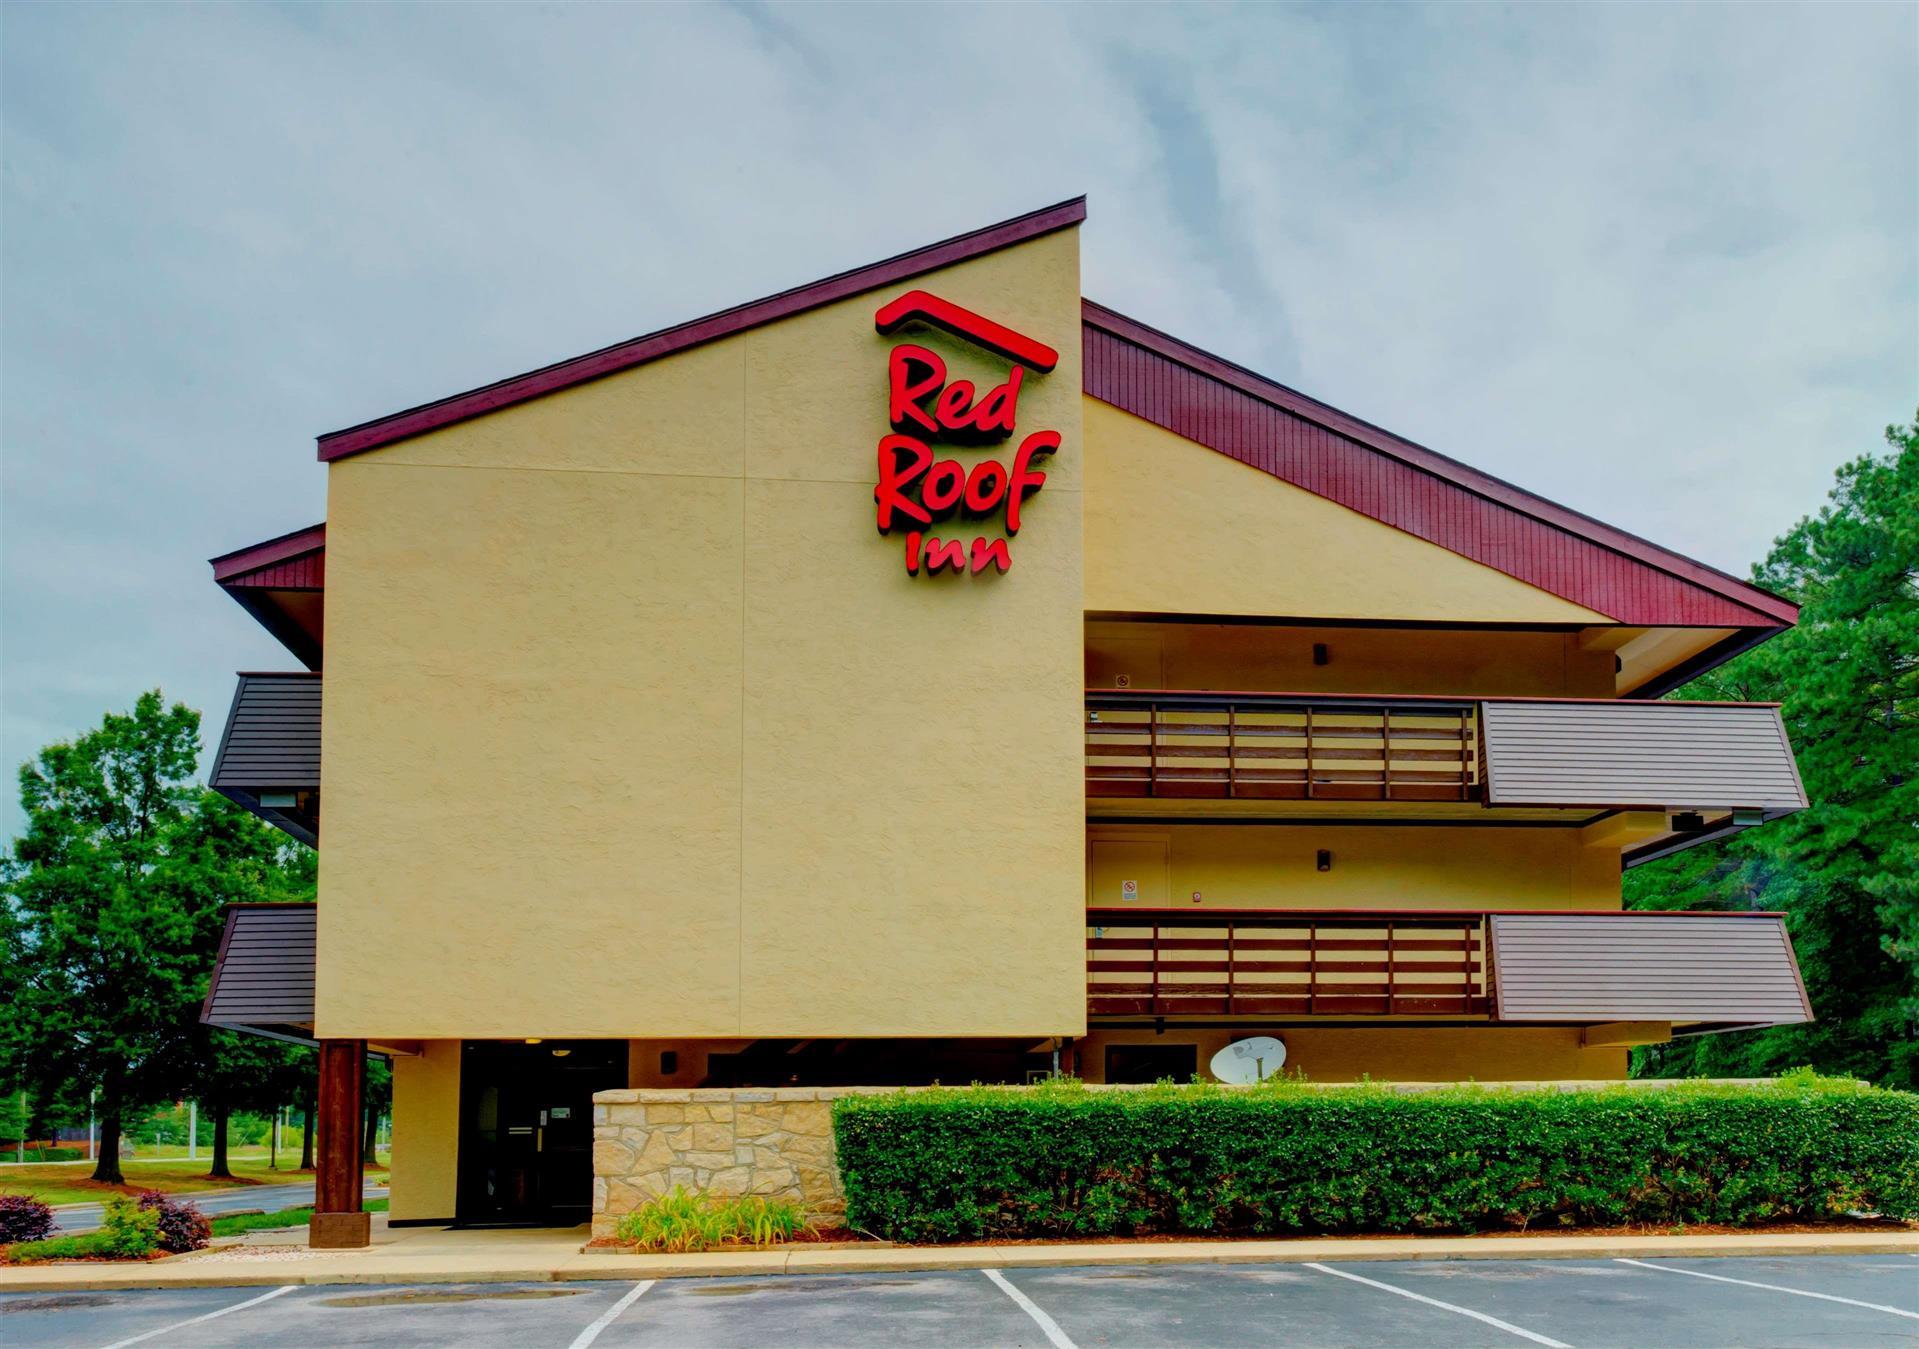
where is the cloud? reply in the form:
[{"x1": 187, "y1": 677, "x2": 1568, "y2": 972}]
[{"x1": 2, "y1": 3, "x2": 1913, "y2": 834}]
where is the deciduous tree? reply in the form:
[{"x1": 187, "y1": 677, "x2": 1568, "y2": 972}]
[{"x1": 0, "y1": 693, "x2": 315, "y2": 1182}]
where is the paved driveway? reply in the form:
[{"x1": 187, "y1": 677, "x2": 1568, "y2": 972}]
[
  {"x1": 2, "y1": 1254, "x2": 1914, "y2": 1347},
  {"x1": 50, "y1": 1183, "x2": 389, "y2": 1235}
]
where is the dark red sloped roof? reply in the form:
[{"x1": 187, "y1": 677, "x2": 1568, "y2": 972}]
[
  {"x1": 210, "y1": 522, "x2": 327, "y2": 586},
  {"x1": 1082, "y1": 300, "x2": 1797, "y2": 630},
  {"x1": 317, "y1": 197, "x2": 1088, "y2": 461},
  {"x1": 270, "y1": 199, "x2": 1791, "y2": 645}
]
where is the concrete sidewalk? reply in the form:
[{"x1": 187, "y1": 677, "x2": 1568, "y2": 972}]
[{"x1": 2, "y1": 1216, "x2": 1914, "y2": 1293}]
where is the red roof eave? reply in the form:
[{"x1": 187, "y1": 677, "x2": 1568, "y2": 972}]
[
  {"x1": 1081, "y1": 300, "x2": 1798, "y2": 630},
  {"x1": 210, "y1": 522, "x2": 327, "y2": 584}
]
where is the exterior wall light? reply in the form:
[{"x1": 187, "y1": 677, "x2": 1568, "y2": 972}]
[{"x1": 524, "y1": 1037, "x2": 542, "y2": 1045}]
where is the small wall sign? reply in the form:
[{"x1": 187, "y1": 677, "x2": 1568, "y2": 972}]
[
  {"x1": 871, "y1": 290, "x2": 1061, "y2": 577},
  {"x1": 1120, "y1": 879, "x2": 1139, "y2": 901}
]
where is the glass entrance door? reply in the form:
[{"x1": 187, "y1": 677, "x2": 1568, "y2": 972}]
[{"x1": 457, "y1": 1040, "x2": 624, "y2": 1226}]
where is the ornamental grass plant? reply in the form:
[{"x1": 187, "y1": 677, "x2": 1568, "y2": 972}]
[
  {"x1": 833, "y1": 1070, "x2": 1919, "y2": 1243},
  {"x1": 614, "y1": 1186, "x2": 808, "y2": 1252}
]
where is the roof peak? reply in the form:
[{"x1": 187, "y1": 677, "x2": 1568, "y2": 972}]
[{"x1": 318, "y1": 197, "x2": 1086, "y2": 462}]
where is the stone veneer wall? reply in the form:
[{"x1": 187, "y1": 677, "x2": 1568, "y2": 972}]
[{"x1": 591, "y1": 1087, "x2": 882, "y2": 1240}]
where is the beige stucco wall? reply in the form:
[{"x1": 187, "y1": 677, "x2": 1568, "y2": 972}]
[
  {"x1": 1082, "y1": 402, "x2": 1608, "y2": 625},
  {"x1": 1087, "y1": 823, "x2": 1621, "y2": 911},
  {"x1": 387, "y1": 1040, "x2": 460, "y2": 1222},
  {"x1": 1085, "y1": 620, "x2": 1618, "y2": 699},
  {"x1": 317, "y1": 227, "x2": 1086, "y2": 1040}
]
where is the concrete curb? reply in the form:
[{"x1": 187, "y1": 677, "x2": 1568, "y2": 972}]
[{"x1": 2, "y1": 1229, "x2": 1913, "y2": 1293}]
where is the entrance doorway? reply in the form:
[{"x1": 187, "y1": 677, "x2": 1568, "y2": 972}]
[{"x1": 457, "y1": 1040, "x2": 624, "y2": 1226}]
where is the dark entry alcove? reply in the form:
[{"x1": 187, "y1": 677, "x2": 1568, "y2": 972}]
[{"x1": 457, "y1": 1040, "x2": 624, "y2": 1227}]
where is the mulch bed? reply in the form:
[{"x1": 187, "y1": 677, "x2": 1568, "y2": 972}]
[
  {"x1": 587, "y1": 1225, "x2": 868, "y2": 1253},
  {"x1": 590, "y1": 1216, "x2": 1912, "y2": 1252},
  {"x1": 975, "y1": 1218, "x2": 1916, "y2": 1246}
]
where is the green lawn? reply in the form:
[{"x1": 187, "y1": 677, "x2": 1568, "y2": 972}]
[
  {"x1": 0, "y1": 1142, "x2": 292, "y2": 1166},
  {"x1": 210, "y1": 1196, "x2": 388, "y2": 1237},
  {"x1": 0, "y1": 1155, "x2": 390, "y2": 1207}
]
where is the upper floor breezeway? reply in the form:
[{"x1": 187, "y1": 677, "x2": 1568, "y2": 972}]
[{"x1": 213, "y1": 666, "x2": 1806, "y2": 870}]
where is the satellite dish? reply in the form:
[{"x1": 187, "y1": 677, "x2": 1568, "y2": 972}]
[{"x1": 1210, "y1": 1035, "x2": 1286, "y2": 1084}]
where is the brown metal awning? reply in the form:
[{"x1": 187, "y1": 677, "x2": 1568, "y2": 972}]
[
  {"x1": 1489, "y1": 912, "x2": 1812, "y2": 1031},
  {"x1": 201, "y1": 903, "x2": 316, "y2": 1044},
  {"x1": 210, "y1": 673, "x2": 321, "y2": 847},
  {"x1": 1481, "y1": 700, "x2": 1807, "y2": 813}
]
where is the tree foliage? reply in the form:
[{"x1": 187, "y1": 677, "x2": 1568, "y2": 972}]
[
  {"x1": 1630, "y1": 418, "x2": 1918, "y2": 1087},
  {"x1": 0, "y1": 692, "x2": 314, "y2": 1181}
]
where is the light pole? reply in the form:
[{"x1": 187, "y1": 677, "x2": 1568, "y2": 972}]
[{"x1": 188, "y1": 1101, "x2": 197, "y2": 1162}]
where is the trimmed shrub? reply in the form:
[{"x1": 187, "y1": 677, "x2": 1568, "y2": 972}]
[
  {"x1": 137, "y1": 1190, "x2": 210, "y2": 1253},
  {"x1": 96, "y1": 1195, "x2": 160, "y2": 1258},
  {"x1": 833, "y1": 1072, "x2": 1919, "y2": 1243},
  {"x1": 3, "y1": 1232, "x2": 115, "y2": 1263},
  {"x1": 0, "y1": 1193, "x2": 57, "y2": 1243}
]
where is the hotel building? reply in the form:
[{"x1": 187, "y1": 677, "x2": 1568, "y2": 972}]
[{"x1": 202, "y1": 199, "x2": 1811, "y2": 1245}]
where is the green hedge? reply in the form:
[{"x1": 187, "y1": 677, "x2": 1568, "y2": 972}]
[{"x1": 832, "y1": 1072, "x2": 1919, "y2": 1242}]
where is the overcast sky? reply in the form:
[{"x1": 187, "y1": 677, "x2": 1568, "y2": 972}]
[{"x1": 2, "y1": 2, "x2": 1914, "y2": 837}]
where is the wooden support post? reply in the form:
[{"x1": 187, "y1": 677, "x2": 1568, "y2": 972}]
[
  {"x1": 1304, "y1": 708, "x2": 1315, "y2": 799},
  {"x1": 311, "y1": 1038, "x2": 369, "y2": 1249},
  {"x1": 1225, "y1": 922, "x2": 1237, "y2": 1017},
  {"x1": 1386, "y1": 923, "x2": 1397, "y2": 1016},
  {"x1": 1147, "y1": 704, "x2": 1159, "y2": 797},
  {"x1": 1306, "y1": 922, "x2": 1317, "y2": 1015},
  {"x1": 1226, "y1": 705, "x2": 1237, "y2": 798},
  {"x1": 1149, "y1": 924, "x2": 1160, "y2": 1017},
  {"x1": 1382, "y1": 711, "x2": 1394, "y2": 800}
]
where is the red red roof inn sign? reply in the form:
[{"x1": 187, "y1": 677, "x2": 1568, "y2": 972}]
[{"x1": 871, "y1": 291, "x2": 1061, "y2": 576}]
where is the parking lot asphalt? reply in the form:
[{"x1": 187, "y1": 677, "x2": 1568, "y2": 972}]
[{"x1": 1, "y1": 1254, "x2": 1914, "y2": 1348}]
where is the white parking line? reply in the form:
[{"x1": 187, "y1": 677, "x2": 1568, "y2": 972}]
[
  {"x1": 567, "y1": 1279, "x2": 656, "y2": 1349},
  {"x1": 1305, "y1": 1263, "x2": 1573, "y2": 1347},
  {"x1": 983, "y1": 1268, "x2": 1079, "y2": 1349},
  {"x1": 98, "y1": 1285, "x2": 295, "y2": 1349},
  {"x1": 1614, "y1": 1258, "x2": 1919, "y2": 1320}
]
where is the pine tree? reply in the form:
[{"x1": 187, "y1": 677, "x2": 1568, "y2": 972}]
[{"x1": 1630, "y1": 417, "x2": 1918, "y2": 1086}]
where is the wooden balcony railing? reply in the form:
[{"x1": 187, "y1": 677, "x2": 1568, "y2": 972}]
[
  {"x1": 1086, "y1": 691, "x2": 1480, "y2": 802},
  {"x1": 1087, "y1": 908, "x2": 1489, "y2": 1018}
]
